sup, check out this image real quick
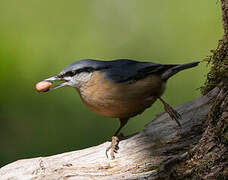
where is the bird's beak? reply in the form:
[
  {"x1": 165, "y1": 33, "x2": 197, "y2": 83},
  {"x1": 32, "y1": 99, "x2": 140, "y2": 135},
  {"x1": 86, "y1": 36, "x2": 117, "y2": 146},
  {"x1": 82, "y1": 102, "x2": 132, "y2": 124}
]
[{"x1": 43, "y1": 76, "x2": 70, "y2": 92}]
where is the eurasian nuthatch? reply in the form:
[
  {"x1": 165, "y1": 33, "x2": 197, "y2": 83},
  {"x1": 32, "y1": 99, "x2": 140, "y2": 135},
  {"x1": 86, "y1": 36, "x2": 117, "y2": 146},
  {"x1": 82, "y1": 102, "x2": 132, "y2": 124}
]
[{"x1": 37, "y1": 59, "x2": 199, "y2": 159}]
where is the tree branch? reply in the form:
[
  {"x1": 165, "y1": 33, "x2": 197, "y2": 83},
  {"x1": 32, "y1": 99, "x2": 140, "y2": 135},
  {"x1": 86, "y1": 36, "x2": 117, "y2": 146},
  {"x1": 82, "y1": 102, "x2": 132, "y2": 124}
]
[{"x1": 0, "y1": 88, "x2": 218, "y2": 180}]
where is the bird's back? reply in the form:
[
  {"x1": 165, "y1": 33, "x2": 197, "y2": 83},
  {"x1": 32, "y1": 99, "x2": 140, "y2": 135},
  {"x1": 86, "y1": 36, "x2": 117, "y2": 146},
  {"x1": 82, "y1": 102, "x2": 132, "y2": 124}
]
[{"x1": 80, "y1": 59, "x2": 177, "y2": 83}]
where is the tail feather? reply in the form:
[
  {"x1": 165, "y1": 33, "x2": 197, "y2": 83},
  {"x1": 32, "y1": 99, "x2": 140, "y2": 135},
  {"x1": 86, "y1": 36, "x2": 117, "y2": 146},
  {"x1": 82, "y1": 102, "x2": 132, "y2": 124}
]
[{"x1": 161, "y1": 61, "x2": 200, "y2": 81}]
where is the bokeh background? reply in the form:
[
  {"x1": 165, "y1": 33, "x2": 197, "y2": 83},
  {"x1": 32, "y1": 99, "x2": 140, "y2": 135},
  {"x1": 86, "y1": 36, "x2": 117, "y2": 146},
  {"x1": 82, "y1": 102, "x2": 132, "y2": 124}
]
[{"x1": 0, "y1": 0, "x2": 223, "y2": 167}]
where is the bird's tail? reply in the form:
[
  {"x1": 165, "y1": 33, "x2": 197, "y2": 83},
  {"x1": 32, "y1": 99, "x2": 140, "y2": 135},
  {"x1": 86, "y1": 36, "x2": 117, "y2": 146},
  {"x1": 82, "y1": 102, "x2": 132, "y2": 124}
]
[{"x1": 161, "y1": 61, "x2": 200, "y2": 81}]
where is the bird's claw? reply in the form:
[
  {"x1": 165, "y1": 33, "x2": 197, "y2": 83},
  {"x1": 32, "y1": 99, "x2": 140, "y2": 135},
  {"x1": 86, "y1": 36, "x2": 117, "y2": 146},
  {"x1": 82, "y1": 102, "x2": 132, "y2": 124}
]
[
  {"x1": 167, "y1": 106, "x2": 182, "y2": 127},
  {"x1": 105, "y1": 136, "x2": 119, "y2": 159},
  {"x1": 160, "y1": 97, "x2": 182, "y2": 127},
  {"x1": 171, "y1": 110, "x2": 181, "y2": 127}
]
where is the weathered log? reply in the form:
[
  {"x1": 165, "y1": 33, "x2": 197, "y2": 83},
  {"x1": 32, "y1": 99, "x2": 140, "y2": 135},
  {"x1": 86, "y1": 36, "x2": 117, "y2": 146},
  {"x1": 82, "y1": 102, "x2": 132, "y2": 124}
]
[{"x1": 0, "y1": 87, "x2": 218, "y2": 180}]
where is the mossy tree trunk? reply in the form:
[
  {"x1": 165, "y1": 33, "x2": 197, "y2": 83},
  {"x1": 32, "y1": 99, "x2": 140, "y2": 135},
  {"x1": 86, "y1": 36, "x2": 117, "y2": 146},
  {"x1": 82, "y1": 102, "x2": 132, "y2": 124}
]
[{"x1": 171, "y1": 0, "x2": 228, "y2": 179}]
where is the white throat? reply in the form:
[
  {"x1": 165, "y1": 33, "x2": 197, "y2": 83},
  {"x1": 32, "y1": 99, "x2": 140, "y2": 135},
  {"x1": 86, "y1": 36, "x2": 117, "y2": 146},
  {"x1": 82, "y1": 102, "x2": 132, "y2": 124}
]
[{"x1": 71, "y1": 72, "x2": 92, "y2": 88}]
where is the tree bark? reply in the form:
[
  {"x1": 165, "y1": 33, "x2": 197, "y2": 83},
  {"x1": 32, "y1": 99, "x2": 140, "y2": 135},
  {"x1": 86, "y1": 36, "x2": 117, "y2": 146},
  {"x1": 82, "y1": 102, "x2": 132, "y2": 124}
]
[
  {"x1": 1, "y1": 1, "x2": 228, "y2": 180},
  {"x1": 0, "y1": 88, "x2": 219, "y2": 180}
]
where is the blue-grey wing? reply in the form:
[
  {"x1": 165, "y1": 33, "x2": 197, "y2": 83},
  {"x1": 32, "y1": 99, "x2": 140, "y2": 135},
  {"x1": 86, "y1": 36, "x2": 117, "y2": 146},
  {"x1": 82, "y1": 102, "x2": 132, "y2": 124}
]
[{"x1": 102, "y1": 59, "x2": 176, "y2": 83}]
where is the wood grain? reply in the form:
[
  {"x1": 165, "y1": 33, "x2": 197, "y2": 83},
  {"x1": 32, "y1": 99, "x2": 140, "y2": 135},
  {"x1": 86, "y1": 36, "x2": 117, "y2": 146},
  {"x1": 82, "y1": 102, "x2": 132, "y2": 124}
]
[{"x1": 0, "y1": 88, "x2": 219, "y2": 180}]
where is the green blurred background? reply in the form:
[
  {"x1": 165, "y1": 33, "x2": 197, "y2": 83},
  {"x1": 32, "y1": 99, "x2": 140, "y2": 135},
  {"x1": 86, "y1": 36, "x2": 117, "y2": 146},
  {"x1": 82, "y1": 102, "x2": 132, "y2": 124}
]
[{"x1": 0, "y1": 0, "x2": 223, "y2": 167}]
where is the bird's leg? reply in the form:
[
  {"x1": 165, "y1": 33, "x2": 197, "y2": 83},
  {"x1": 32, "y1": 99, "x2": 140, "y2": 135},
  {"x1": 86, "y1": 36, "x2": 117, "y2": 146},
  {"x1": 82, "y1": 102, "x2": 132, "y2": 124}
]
[
  {"x1": 106, "y1": 118, "x2": 128, "y2": 159},
  {"x1": 158, "y1": 97, "x2": 182, "y2": 127}
]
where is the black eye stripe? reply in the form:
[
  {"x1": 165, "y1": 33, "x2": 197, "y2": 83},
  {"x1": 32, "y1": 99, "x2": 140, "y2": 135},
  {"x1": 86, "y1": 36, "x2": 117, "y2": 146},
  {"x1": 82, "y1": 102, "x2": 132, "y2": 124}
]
[
  {"x1": 59, "y1": 67, "x2": 95, "y2": 77},
  {"x1": 58, "y1": 66, "x2": 110, "y2": 78},
  {"x1": 76, "y1": 67, "x2": 94, "y2": 73},
  {"x1": 65, "y1": 71, "x2": 75, "y2": 76}
]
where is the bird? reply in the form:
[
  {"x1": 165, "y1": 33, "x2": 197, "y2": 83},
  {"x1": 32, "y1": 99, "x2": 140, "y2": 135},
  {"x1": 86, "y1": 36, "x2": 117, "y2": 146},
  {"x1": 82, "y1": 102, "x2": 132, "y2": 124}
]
[{"x1": 37, "y1": 59, "x2": 199, "y2": 159}]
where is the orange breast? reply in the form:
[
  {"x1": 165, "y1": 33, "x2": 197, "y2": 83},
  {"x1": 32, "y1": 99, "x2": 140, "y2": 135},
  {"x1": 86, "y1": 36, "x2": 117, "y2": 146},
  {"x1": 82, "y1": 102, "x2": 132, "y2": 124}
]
[{"x1": 78, "y1": 72, "x2": 165, "y2": 119}]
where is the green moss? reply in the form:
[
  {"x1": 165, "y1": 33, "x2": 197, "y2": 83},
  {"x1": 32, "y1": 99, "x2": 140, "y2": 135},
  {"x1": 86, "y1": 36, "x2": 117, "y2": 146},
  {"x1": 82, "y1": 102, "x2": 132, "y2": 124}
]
[
  {"x1": 201, "y1": 159, "x2": 214, "y2": 169},
  {"x1": 201, "y1": 39, "x2": 228, "y2": 95}
]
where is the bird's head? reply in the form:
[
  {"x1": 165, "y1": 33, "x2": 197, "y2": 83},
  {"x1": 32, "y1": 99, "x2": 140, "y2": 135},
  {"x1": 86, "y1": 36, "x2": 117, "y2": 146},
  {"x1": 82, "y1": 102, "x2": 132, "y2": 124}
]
[{"x1": 42, "y1": 59, "x2": 106, "y2": 91}]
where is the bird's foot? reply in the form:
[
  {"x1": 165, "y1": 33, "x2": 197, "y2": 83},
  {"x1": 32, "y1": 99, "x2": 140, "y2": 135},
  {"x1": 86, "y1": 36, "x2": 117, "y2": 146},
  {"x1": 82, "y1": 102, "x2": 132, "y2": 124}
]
[
  {"x1": 105, "y1": 136, "x2": 119, "y2": 159},
  {"x1": 162, "y1": 101, "x2": 182, "y2": 127}
]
